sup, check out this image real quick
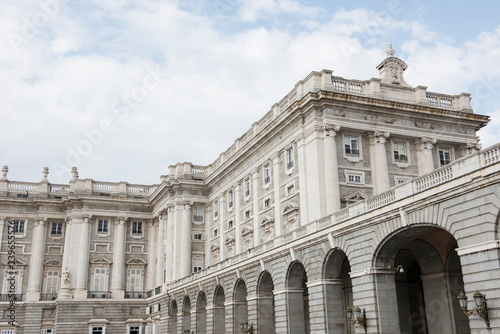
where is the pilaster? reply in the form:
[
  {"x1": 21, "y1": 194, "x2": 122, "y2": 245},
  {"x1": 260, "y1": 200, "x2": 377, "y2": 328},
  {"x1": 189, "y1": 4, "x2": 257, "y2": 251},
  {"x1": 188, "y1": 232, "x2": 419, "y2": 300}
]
[
  {"x1": 180, "y1": 203, "x2": 192, "y2": 278},
  {"x1": 156, "y1": 213, "x2": 165, "y2": 285},
  {"x1": 368, "y1": 131, "x2": 390, "y2": 195},
  {"x1": 323, "y1": 125, "x2": 341, "y2": 214},
  {"x1": 415, "y1": 137, "x2": 436, "y2": 175},
  {"x1": 74, "y1": 215, "x2": 91, "y2": 299},
  {"x1": 26, "y1": 218, "x2": 47, "y2": 301},
  {"x1": 272, "y1": 152, "x2": 282, "y2": 237},
  {"x1": 252, "y1": 168, "x2": 260, "y2": 246},
  {"x1": 165, "y1": 206, "x2": 175, "y2": 282},
  {"x1": 147, "y1": 220, "x2": 157, "y2": 290},
  {"x1": 111, "y1": 217, "x2": 127, "y2": 299}
]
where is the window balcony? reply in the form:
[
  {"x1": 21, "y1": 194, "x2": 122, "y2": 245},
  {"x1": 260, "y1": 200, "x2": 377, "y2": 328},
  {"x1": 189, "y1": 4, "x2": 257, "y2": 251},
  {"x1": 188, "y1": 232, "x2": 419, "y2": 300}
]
[
  {"x1": 125, "y1": 291, "x2": 146, "y2": 299},
  {"x1": 40, "y1": 293, "x2": 58, "y2": 301},
  {"x1": 193, "y1": 215, "x2": 203, "y2": 222},
  {"x1": 87, "y1": 291, "x2": 112, "y2": 299},
  {"x1": 345, "y1": 149, "x2": 359, "y2": 157},
  {"x1": 0, "y1": 294, "x2": 22, "y2": 301}
]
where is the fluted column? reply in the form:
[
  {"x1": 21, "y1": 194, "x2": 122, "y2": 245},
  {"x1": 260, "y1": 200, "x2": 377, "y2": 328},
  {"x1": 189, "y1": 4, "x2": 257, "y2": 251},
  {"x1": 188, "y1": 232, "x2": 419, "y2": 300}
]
[
  {"x1": 219, "y1": 195, "x2": 226, "y2": 261},
  {"x1": 111, "y1": 217, "x2": 126, "y2": 299},
  {"x1": 234, "y1": 183, "x2": 241, "y2": 253},
  {"x1": 26, "y1": 218, "x2": 47, "y2": 301},
  {"x1": 75, "y1": 215, "x2": 90, "y2": 299},
  {"x1": 147, "y1": 220, "x2": 157, "y2": 290},
  {"x1": 59, "y1": 219, "x2": 73, "y2": 299},
  {"x1": 180, "y1": 203, "x2": 192, "y2": 278},
  {"x1": 324, "y1": 125, "x2": 341, "y2": 214},
  {"x1": 272, "y1": 152, "x2": 282, "y2": 237},
  {"x1": 156, "y1": 213, "x2": 166, "y2": 285},
  {"x1": 369, "y1": 131, "x2": 391, "y2": 195},
  {"x1": 252, "y1": 168, "x2": 259, "y2": 246},
  {"x1": 165, "y1": 206, "x2": 175, "y2": 282},
  {"x1": 416, "y1": 137, "x2": 437, "y2": 175}
]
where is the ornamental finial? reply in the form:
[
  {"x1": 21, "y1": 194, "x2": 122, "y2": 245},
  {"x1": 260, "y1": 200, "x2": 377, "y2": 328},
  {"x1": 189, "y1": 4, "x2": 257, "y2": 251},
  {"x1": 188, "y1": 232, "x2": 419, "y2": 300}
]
[{"x1": 386, "y1": 43, "x2": 395, "y2": 58}]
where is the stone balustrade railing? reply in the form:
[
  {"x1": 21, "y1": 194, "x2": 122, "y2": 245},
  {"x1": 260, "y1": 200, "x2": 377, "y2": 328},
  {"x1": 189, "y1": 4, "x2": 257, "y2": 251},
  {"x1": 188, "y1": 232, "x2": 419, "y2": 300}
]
[
  {"x1": 166, "y1": 143, "x2": 500, "y2": 290},
  {"x1": 1, "y1": 178, "x2": 153, "y2": 198}
]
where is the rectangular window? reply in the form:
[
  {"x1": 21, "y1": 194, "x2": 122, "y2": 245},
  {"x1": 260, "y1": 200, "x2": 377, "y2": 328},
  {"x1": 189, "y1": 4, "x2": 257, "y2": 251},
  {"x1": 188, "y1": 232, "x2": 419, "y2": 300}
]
[
  {"x1": 193, "y1": 266, "x2": 202, "y2": 273},
  {"x1": 3, "y1": 270, "x2": 21, "y2": 294},
  {"x1": 1, "y1": 331, "x2": 14, "y2": 334},
  {"x1": 244, "y1": 210, "x2": 250, "y2": 220},
  {"x1": 51, "y1": 222, "x2": 63, "y2": 236},
  {"x1": 41, "y1": 330, "x2": 53, "y2": 334},
  {"x1": 44, "y1": 270, "x2": 59, "y2": 294},
  {"x1": 439, "y1": 148, "x2": 451, "y2": 166},
  {"x1": 92, "y1": 327, "x2": 104, "y2": 334},
  {"x1": 287, "y1": 185, "x2": 295, "y2": 196},
  {"x1": 393, "y1": 142, "x2": 408, "y2": 163},
  {"x1": 228, "y1": 191, "x2": 234, "y2": 209},
  {"x1": 228, "y1": 220, "x2": 233, "y2": 229},
  {"x1": 97, "y1": 219, "x2": 108, "y2": 234},
  {"x1": 264, "y1": 199, "x2": 270, "y2": 208},
  {"x1": 92, "y1": 268, "x2": 108, "y2": 291},
  {"x1": 244, "y1": 179, "x2": 251, "y2": 197},
  {"x1": 193, "y1": 206, "x2": 204, "y2": 221},
  {"x1": 193, "y1": 233, "x2": 202, "y2": 240},
  {"x1": 127, "y1": 269, "x2": 142, "y2": 292},
  {"x1": 396, "y1": 178, "x2": 409, "y2": 184},
  {"x1": 13, "y1": 220, "x2": 25, "y2": 234},
  {"x1": 129, "y1": 327, "x2": 140, "y2": 334},
  {"x1": 132, "y1": 222, "x2": 143, "y2": 236},
  {"x1": 347, "y1": 173, "x2": 363, "y2": 183},
  {"x1": 213, "y1": 201, "x2": 219, "y2": 218},
  {"x1": 263, "y1": 164, "x2": 271, "y2": 184},
  {"x1": 286, "y1": 147, "x2": 294, "y2": 169},
  {"x1": 344, "y1": 135, "x2": 359, "y2": 157},
  {"x1": 213, "y1": 229, "x2": 218, "y2": 237}
]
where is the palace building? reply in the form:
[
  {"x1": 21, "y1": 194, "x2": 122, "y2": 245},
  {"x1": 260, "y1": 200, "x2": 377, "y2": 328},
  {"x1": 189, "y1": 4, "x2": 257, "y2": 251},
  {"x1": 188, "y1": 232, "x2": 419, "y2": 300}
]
[{"x1": 1, "y1": 47, "x2": 499, "y2": 334}]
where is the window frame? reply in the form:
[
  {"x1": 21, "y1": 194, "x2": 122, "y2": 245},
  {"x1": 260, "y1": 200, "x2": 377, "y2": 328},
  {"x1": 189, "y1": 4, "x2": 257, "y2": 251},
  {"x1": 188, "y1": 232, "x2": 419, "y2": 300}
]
[
  {"x1": 285, "y1": 146, "x2": 294, "y2": 172},
  {"x1": 12, "y1": 219, "x2": 25, "y2": 236},
  {"x1": 438, "y1": 147, "x2": 453, "y2": 166},
  {"x1": 213, "y1": 200, "x2": 219, "y2": 219},
  {"x1": 193, "y1": 205, "x2": 204, "y2": 222},
  {"x1": 343, "y1": 134, "x2": 363, "y2": 162},
  {"x1": 344, "y1": 171, "x2": 365, "y2": 185},
  {"x1": 392, "y1": 140, "x2": 411, "y2": 167},
  {"x1": 244, "y1": 178, "x2": 251, "y2": 199},
  {"x1": 97, "y1": 219, "x2": 109, "y2": 235},
  {"x1": 227, "y1": 190, "x2": 234, "y2": 210},
  {"x1": 131, "y1": 221, "x2": 143, "y2": 236},
  {"x1": 50, "y1": 222, "x2": 63, "y2": 237},
  {"x1": 263, "y1": 164, "x2": 271, "y2": 187}
]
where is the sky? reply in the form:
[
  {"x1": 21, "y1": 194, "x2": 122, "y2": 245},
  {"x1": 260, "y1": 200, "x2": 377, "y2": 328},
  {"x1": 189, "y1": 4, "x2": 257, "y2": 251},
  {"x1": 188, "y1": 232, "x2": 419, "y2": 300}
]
[{"x1": 1, "y1": 0, "x2": 500, "y2": 185}]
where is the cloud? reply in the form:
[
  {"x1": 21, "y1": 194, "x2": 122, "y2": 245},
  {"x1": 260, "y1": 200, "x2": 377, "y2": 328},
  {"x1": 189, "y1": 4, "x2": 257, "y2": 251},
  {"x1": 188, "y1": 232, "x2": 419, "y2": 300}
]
[{"x1": 0, "y1": 1, "x2": 499, "y2": 184}]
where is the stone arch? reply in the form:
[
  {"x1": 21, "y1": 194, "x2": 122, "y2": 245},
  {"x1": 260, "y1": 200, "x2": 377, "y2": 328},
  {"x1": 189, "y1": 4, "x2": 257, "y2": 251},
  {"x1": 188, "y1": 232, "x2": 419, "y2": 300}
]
[
  {"x1": 286, "y1": 261, "x2": 310, "y2": 334},
  {"x1": 257, "y1": 271, "x2": 275, "y2": 333},
  {"x1": 196, "y1": 291, "x2": 207, "y2": 334},
  {"x1": 213, "y1": 285, "x2": 225, "y2": 334},
  {"x1": 182, "y1": 295, "x2": 191, "y2": 333},
  {"x1": 170, "y1": 300, "x2": 178, "y2": 334},
  {"x1": 322, "y1": 248, "x2": 352, "y2": 334},
  {"x1": 233, "y1": 278, "x2": 248, "y2": 332},
  {"x1": 373, "y1": 225, "x2": 469, "y2": 334}
]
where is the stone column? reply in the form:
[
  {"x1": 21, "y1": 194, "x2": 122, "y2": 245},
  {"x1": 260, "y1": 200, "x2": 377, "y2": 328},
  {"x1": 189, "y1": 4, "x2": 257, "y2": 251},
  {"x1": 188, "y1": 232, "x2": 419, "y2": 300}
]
[
  {"x1": 234, "y1": 183, "x2": 241, "y2": 253},
  {"x1": 26, "y1": 218, "x2": 47, "y2": 301},
  {"x1": 252, "y1": 168, "x2": 259, "y2": 246},
  {"x1": 351, "y1": 268, "x2": 400, "y2": 334},
  {"x1": 296, "y1": 138, "x2": 309, "y2": 225},
  {"x1": 147, "y1": 220, "x2": 157, "y2": 290},
  {"x1": 75, "y1": 215, "x2": 91, "y2": 299},
  {"x1": 173, "y1": 204, "x2": 183, "y2": 279},
  {"x1": 369, "y1": 131, "x2": 391, "y2": 195},
  {"x1": 59, "y1": 219, "x2": 73, "y2": 299},
  {"x1": 247, "y1": 293, "x2": 258, "y2": 334},
  {"x1": 165, "y1": 206, "x2": 175, "y2": 282},
  {"x1": 324, "y1": 125, "x2": 341, "y2": 214},
  {"x1": 273, "y1": 289, "x2": 288, "y2": 334},
  {"x1": 111, "y1": 217, "x2": 126, "y2": 299},
  {"x1": 206, "y1": 305, "x2": 215, "y2": 334},
  {"x1": 156, "y1": 213, "x2": 166, "y2": 285},
  {"x1": 272, "y1": 152, "x2": 282, "y2": 237},
  {"x1": 0, "y1": 218, "x2": 5, "y2": 248},
  {"x1": 219, "y1": 196, "x2": 226, "y2": 261},
  {"x1": 180, "y1": 203, "x2": 192, "y2": 278},
  {"x1": 416, "y1": 137, "x2": 436, "y2": 175}
]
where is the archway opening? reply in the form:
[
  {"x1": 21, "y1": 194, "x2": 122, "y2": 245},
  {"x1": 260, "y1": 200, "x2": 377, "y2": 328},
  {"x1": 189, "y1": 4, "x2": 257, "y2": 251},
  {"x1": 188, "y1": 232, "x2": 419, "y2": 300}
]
[
  {"x1": 287, "y1": 261, "x2": 310, "y2": 334},
  {"x1": 376, "y1": 226, "x2": 470, "y2": 334},
  {"x1": 234, "y1": 279, "x2": 248, "y2": 332},
  {"x1": 196, "y1": 291, "x2": 207, "y2": 334},
  {"x1": 214, "y1": 285, "x2": 226, "y2": 334},
  {"x1": 182, "y1": 296, "x2": 191, "y2": 333},
  {"x1": 170, "y1": 300, "x2": 178, "y2": 334},
  {"x1": 257, "y1": 271, "x2": 275, "y2": 333},
  {"x1": 324, "y1": 250, "x2": 352, "y2": 334}
]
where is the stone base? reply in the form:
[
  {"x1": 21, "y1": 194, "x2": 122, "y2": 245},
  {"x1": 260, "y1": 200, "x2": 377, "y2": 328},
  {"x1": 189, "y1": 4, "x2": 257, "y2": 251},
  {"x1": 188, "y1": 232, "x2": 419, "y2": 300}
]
[
  {"x1": 111, "y1": 289, "x2": 124, "y2": 300},
  {"x1": 58, "y1": 288, "x2": 72, "y2": 300},
  {"x1": 74, "y1": 289, "x2": 88, "y2": 300},
  {"x1": 25, "y1": 291, "x2": 41, "y2": 301}
]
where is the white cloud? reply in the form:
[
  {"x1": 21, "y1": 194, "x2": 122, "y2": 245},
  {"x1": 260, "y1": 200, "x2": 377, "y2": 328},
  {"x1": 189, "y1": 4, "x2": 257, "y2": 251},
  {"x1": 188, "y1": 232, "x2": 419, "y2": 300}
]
[{"x1": 0, "y1": 1, "x2": 499, "y2": 184}]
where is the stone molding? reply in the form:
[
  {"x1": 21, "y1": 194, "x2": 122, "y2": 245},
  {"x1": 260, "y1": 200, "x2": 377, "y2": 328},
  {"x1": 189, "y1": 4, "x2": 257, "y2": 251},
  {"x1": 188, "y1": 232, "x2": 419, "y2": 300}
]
[{"x1": 456, "y1": 240, "x2": 500, "y2": 256}]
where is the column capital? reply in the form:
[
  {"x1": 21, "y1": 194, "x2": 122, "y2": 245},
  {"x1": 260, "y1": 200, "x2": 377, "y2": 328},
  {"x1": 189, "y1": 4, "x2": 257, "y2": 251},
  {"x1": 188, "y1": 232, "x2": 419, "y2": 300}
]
[
  {"x1": 36, "y1": 217, "x2": 48, "y2": 226},
  {"x1": 415, "y1": 137, "x2": 437, "y2": 150},
  {"x1": 82, "y1": 214, "x2": 92, "y2": 222},
  {"x1": 116, "y1": 217, "x2": 128, "y2": 225},
  {"x1": 369, "y1": 131, "x2": 390, "y2": 145},
  {"x1": 324, "y1": 124, "x2": 340, "y2": 136}
]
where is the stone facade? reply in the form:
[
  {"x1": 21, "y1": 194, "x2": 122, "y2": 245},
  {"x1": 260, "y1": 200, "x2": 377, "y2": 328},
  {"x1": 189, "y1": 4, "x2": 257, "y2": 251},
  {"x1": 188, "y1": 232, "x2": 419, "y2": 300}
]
[{"x1": 0, "y1": 50, "x2": 499, "y2": 334}]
